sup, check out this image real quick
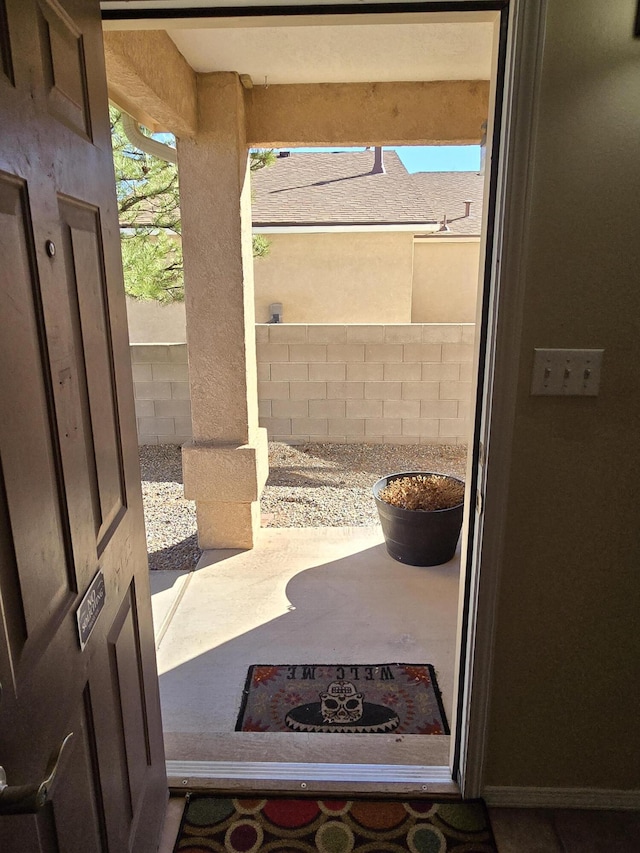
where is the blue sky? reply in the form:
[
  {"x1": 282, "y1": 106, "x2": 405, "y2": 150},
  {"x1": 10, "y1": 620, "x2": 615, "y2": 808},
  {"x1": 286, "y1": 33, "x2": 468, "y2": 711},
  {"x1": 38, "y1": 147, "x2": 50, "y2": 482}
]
[
  {"x1": 288, "y1": 146, "x2": 481, "y2": 173},
  {"x1": 395, "y1": 145, "x2": 480, "y2": 173},
  {"x1": 154, "y1": 136, "x2": 481, "y2": 173}
]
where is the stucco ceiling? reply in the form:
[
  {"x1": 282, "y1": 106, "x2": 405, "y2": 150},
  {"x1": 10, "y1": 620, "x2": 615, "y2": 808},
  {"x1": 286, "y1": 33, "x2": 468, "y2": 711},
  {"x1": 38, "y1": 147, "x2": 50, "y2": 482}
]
[
  {"x1": 167, "y1": 20, "x2": 494, "y2": 84},
  {"x1": 102, "y1": 5, "x2": 497, "y2": 86}
]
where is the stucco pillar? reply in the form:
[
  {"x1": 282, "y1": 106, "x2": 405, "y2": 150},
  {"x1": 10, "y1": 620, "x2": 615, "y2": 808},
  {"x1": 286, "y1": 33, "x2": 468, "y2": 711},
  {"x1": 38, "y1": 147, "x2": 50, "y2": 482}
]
[{"x1": 177, "y1": 72, "x2": 268, "y2": 549}]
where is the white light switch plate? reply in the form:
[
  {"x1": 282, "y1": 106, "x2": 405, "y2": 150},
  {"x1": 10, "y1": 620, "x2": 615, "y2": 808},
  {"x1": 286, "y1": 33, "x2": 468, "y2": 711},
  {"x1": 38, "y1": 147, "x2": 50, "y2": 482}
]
[{"x1": 531, "y1": 348, "x2": 604, "y2": 396}]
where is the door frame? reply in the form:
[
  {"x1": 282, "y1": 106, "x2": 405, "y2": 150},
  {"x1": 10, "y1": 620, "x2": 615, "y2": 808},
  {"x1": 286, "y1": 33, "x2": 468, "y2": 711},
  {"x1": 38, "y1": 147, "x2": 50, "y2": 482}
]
[
  {"x1": 100, "y1": 0, "x2": 547, "y2": 797},
  {"x1": 451, "y1": 0, "x2": 548, "y2": 797}
]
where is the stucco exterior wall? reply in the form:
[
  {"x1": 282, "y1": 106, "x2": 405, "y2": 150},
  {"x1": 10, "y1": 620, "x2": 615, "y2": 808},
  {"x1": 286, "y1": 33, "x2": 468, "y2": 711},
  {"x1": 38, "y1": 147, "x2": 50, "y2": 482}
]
[
  {"x1": 124, "y1": 234, "x2": 479, "y2": 339},
  {"x1": 253, "y1": 232, "x2": 415, "y2": 324},
  {"x1": 411, "y1": 239, "x2": 481, "y2": 323},
  {"x1": 126, "y1": 297, "x2": 186, "y2": 343}
]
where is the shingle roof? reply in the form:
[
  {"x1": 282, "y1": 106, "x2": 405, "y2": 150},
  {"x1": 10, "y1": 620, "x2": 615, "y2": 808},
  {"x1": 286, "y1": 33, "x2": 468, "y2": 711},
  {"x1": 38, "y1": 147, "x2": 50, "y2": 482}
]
[
  {"x1": 410, "y1": 171, "x2": 484, "y2": 235},
  {"x1": 250, "y1": 150, "x2": 484, "y2": 234}
]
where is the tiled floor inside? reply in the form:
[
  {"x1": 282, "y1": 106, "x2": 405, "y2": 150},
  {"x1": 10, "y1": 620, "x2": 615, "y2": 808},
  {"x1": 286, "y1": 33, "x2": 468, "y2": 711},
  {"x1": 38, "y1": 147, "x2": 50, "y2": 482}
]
[{"x1": 150, "y1": 526, "x2": 460, "y2": 767}]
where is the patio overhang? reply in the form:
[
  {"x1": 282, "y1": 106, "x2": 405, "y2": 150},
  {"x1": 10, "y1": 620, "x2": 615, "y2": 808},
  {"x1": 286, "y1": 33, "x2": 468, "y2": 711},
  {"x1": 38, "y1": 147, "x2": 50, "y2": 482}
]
[
  {"x1": 105, "y1": 30, "x2": 489, "y2": 145},
  {"x1": 246, "y1": 80, "x2": 488, "y2": 148},
  {"x1": 104, "y1": 30, "x2": 197, "y2": 135},
  {"x1": 253, "y1": 224, "x2": 441, "y2": 234}
]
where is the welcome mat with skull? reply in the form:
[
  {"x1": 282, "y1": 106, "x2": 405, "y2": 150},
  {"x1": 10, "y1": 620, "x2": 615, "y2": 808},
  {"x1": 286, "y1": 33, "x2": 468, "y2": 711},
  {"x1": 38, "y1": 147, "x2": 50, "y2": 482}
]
[{"x1": 235, "y1": 664, "x2": 449, "y2": 734}]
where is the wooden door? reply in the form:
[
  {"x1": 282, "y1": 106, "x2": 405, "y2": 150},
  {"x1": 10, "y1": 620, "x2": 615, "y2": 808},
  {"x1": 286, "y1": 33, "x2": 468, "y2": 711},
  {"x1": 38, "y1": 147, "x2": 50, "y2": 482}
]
[{"x1": 0, "y1": 0, "x2": 167, "y2": 850}]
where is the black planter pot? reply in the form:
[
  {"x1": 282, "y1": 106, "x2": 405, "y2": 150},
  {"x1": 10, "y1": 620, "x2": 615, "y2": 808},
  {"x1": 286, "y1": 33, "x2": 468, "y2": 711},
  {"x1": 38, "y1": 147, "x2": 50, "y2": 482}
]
[{"x1": 373, "y1": 471, "x2": 464, "y2": 567}]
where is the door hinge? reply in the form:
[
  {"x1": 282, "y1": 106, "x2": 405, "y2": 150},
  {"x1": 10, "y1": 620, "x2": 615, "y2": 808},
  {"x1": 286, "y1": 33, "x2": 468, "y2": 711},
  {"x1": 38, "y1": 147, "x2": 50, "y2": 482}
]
[{"x1": 476, "y1": 490, "x2": 484, "y2": 515}]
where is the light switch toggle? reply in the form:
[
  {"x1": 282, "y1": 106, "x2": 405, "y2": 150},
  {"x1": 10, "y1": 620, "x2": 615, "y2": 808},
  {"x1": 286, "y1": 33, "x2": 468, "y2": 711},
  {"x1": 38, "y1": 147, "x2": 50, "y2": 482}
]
[{"x1": 531, "y1": 348, "x2": 604, "y2": 396}]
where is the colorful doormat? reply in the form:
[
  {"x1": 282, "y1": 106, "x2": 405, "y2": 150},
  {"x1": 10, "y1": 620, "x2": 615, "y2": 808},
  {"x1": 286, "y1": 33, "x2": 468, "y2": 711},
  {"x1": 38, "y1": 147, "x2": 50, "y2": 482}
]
[
  {"x1": 235, "y1": 664, "x2": 449, "y2": 734},
  {"x1": 174, "y1": 796, "x2": 498, "y2": 852}
]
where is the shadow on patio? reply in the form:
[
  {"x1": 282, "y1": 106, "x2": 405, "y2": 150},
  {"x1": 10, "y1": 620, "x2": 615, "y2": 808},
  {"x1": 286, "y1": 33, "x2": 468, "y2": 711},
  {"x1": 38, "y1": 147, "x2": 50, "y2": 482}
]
[{"x1": 150, "y1": 526, "x2": 460, "y2": 768}]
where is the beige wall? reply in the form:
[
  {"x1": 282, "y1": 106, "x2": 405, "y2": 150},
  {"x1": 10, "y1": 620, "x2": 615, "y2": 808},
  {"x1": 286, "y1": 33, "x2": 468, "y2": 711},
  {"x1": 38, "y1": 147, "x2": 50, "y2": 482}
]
[
  {"x1": 484, "y1": 0, "x2": 640, "y2": 792},
  {"x1": 411, "y1": 239, "x2": 481, "y2": 323},
  {"x1": 253, "y1": 232, "x2": 415, "y2": 324},
  {"x1": 126, "y1": 297, "x2": 186, "y2": 343},
  {"x1": 124, "y1": 232, "x2": 479, "y2": 337}
]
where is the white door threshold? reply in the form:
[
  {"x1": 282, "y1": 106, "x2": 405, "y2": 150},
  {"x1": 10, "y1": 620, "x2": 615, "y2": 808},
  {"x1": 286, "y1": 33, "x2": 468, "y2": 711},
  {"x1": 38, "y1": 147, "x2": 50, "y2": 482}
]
[{"x1": 167, "y1": 760, "x2": 459, "y2": 796}]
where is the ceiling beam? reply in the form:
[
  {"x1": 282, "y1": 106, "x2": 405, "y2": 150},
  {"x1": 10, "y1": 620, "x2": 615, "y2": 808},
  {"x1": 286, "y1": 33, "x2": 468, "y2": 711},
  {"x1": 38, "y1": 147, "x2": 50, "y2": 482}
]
[
  {"x1": 103, "y1": 31, "x2": 197, "y2": 135},
  {"x1": 246, "y1": 80, "x2": 489, "y2": 147}
]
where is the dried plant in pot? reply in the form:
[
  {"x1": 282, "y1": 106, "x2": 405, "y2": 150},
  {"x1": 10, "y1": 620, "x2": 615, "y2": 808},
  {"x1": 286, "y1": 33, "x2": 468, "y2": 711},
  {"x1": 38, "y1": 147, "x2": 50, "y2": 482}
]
[{"x1": 372, "y1": 472, "x2": 465, "y2": 567}]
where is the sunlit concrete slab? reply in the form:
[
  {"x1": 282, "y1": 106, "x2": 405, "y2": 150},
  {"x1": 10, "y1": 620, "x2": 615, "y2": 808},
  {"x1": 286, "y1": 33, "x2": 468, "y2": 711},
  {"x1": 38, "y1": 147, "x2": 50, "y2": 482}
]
[
  {"x1": 152, "y1": 526, "x2": 460, "y2": 767},
  {"x1": 150, "y1": 569, "x2": 193, "y2": 644}
]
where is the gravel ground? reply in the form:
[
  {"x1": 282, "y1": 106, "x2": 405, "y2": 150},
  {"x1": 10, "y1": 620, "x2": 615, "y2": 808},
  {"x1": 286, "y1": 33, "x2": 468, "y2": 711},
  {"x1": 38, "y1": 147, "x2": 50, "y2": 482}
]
[{"x1": 140, "y1": 442, "x2": 467, "y2": 571}]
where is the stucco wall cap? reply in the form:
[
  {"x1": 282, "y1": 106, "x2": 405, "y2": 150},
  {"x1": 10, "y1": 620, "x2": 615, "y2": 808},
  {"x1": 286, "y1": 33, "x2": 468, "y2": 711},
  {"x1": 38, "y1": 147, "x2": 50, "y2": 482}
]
[{"x1": 182, "y1": 429, "x2": 268, "y2": 502}]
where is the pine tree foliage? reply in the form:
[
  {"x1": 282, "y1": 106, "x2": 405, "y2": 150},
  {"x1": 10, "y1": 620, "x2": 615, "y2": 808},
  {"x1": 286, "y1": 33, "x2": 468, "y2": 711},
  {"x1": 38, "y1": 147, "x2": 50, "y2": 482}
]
[
  {"x1": 249, "y1": 149, "x2": 276, "y2": 172},
  {"x1": 111, "y1": 107, "x2": 274, "y2": 303},
  {"x1": 251, "y1": 234, "x2": 271, "y2": 260}
]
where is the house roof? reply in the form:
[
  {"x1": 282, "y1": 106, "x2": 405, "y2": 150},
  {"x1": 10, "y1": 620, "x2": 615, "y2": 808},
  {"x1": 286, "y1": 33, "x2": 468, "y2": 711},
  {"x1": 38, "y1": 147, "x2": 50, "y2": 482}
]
[
  {"x1": 409, "y1": 171, "x2": 485, "y2": 235},
  {"x1": 250, "y1": 150, "x2": 484, "y2": 234}
]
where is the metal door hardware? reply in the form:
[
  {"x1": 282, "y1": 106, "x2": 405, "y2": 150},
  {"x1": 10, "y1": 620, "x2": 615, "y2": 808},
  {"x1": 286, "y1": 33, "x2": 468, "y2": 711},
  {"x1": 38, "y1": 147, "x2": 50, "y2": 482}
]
[{"x1": 0, "y1": 733, "x2": 74, "y2": 815}]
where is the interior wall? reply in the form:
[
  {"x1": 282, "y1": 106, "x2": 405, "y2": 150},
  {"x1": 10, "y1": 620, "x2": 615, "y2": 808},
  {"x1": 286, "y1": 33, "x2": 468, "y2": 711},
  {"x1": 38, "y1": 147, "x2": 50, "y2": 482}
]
[
  {"x1": 253, "y1": 231, "x2": 414, "y2": 323},
  {"x1": 411, "y1": 239, "x2": 480, "y2": 323},
  {"x1": 484, "y1": 0, "x2": 640, "y2": 791}
]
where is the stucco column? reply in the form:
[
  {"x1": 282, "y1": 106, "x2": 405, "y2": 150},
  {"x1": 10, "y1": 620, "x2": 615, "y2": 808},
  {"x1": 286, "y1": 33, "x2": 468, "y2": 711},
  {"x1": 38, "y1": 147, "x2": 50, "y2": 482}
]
[{"x1": 177, "y1": 72, "x2": 268, "y2": 548}]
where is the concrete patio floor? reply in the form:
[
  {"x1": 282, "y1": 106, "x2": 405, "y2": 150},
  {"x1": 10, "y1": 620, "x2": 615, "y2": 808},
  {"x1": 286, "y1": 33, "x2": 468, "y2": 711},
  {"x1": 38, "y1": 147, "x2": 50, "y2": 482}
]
[{"x1": 150, "y1": 526, "x2": 460, "y2": 768}]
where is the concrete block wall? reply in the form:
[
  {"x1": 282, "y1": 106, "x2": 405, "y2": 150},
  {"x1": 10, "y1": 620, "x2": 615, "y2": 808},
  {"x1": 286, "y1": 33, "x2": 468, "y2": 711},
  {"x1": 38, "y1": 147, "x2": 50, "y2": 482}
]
[
  {"x1": 256, "y1": 324, "x2": 474, "y2": 444},
  {"x1": 131, "y1": 325, "x2": 475, "y2": 446},
  {"x1": 131, "y1": 344, "x2": 191, "y2": 445}
]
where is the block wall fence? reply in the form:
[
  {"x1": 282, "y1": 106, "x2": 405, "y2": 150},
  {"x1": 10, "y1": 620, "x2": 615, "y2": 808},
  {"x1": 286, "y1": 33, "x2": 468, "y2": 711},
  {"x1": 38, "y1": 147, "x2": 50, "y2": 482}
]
[
  {"x1": 131, "y1": 344, "x2": 192, "y2": 445},
  {"x1": 131, "y1": 323, "x2": 475, "y2": 446}
]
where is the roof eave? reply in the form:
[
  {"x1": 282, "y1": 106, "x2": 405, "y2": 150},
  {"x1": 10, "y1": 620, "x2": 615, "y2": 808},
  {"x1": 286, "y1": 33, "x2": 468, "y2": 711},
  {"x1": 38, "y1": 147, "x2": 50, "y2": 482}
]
[{"x1": 253, "y1": 222, "x2": 441, "y2": 234}]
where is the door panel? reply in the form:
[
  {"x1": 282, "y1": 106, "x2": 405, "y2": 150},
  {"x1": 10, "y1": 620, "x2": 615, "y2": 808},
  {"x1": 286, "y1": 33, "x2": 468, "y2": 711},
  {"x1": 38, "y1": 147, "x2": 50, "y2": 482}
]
[
  {"x1": 0, "y1": 1, "x2": 166, "y2": 851},
  {"x1": 0, "y1": 175, "x2": 74, "y2": 660},
  {"x1": 59, "y1": 198, "x2": 126, "y2": 547},
  {"x1": 110, "y1": 585, "x2": 154, "y2": 819},
  {"x1": 37, "y1": 0, "x2": 92, "y2": 139},
  {"x1": 50, "y1": 692, "x2": 109, "y2": 853},
  {"x1": 0, "y1": 0, "x2": 13, "y2": 85}
]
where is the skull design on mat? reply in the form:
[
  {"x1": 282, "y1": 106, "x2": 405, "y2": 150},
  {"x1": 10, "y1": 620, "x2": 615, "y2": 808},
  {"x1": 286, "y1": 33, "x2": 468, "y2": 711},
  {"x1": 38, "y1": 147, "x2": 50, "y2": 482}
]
[{"x1": 320, "y1": 681, "x2": 364, "y2": 724}]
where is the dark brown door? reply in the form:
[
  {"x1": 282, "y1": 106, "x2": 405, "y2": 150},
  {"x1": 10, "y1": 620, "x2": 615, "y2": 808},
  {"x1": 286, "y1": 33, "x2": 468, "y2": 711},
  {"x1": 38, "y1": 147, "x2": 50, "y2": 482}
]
[{"x1": 0, "y1": 0, "x2": 166, "y2": 850}]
